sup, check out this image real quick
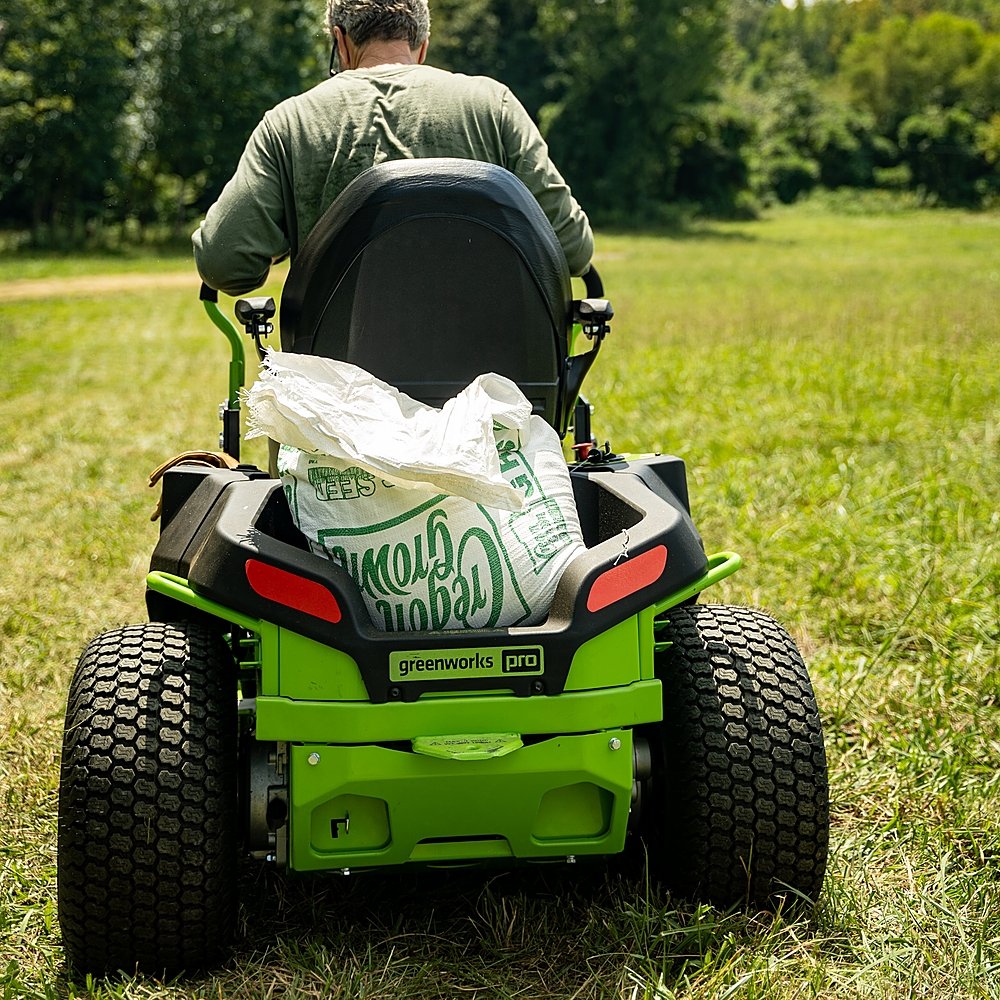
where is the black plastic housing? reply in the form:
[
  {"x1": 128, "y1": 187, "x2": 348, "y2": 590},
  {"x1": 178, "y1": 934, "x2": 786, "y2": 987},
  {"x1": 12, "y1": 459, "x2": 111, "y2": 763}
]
[{"x1": 148, "y1": 457, "x2": 706, "y2": 703}]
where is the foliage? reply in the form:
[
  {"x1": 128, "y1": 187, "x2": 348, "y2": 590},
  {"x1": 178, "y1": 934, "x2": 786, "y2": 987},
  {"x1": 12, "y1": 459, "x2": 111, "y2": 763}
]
[
  {"x1": 836, "y1": 11, "x2": 999, "y2": 203},
  {"x1": 840, "y1": 12, "x2": 987, "y2": 131},
  {"x1": 977, "y1": 113, "x2": 1000, "y2": 168},
  {"x1": 726, "y1": 2, "x2": 999, "y2": 209},
  {"x1": 0, "y1": 0, "x2": 133, "y2": 239},
  {"x1": 143, "y1": 0, "x2": 319, "y2": 227},
  {"x1": 0, "y1": 0, "x2": 323, "y2": 244},
  {"x1": 898, "y1": 103, "x2": 999, "y2": 203},
  {"x1": 1, "y1": 0, "x2": 1000, "y2": 241},
  {"x1": 535, "y1": 0, "x2": 729, "y2": 219},
  {"x1": 672, "y1": 100, "x2": 756, "y2": 217}
]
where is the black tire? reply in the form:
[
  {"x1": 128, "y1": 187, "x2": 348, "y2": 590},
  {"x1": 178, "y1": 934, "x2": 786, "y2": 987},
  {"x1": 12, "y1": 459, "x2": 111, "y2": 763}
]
[
  {"x1": 58, "y1": 622, "x2": 239, "y2": 976},
  {"x1": 644, "y1": 605, "x2": 828, "y2": 908}
]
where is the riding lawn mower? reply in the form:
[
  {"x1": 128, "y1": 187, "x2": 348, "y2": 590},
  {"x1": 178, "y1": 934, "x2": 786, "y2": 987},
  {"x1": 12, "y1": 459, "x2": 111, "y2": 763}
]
[{"x1": 57, "y1": 159, "x2": 829, "y2": 975}]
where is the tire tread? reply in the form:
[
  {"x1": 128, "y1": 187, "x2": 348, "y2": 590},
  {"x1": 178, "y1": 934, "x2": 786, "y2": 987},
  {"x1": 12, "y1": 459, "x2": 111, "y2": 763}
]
[
  {"x1": 649, "y1": 604, "x2": 829, "y2": 906},
  {"x1": 58, "y1": 622, "x2": 238, "y2": 975}
]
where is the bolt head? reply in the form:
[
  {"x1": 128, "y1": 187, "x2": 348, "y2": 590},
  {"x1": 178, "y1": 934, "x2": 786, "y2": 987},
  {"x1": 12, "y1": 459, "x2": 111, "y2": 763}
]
[
  {"x1": 307, "y1": 752, "x2": 321, "y2": 766},
  {"x1": 609, "y1": 737, "x2": 622, "y2": 751}
]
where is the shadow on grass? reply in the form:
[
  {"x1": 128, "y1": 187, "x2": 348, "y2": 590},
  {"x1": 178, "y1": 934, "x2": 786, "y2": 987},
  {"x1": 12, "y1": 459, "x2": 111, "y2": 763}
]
[
  {"x1": 214, "y1": 858, "x2": 835, "y2": 997},
  {"x1": 597, "y1": 220, "x2": 761, "y2": 243}
]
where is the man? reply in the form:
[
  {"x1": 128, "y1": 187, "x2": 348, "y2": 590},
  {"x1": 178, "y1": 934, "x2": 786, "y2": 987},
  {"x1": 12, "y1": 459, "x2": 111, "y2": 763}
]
[{"x1": 193, "y1": 0, "x2": 593, "y2": 297}]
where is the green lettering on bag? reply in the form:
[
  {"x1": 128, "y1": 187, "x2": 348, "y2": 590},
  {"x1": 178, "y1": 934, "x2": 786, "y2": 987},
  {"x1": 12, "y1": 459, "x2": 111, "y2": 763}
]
[
  {"x1": 307, "y1": 465, "x2": 376, "y2": 501},
  {"x1": 321, "y1": 505, "x2": 530, "y2": 630}
]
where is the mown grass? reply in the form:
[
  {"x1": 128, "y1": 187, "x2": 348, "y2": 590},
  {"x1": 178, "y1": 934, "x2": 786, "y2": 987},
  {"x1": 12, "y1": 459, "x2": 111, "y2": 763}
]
[
  {"x1": 1, "y1": 205, "x2": 998, "y2": 998},
  {"x1": 0, "y1": 248, "x2": 196, "y2": 284}
]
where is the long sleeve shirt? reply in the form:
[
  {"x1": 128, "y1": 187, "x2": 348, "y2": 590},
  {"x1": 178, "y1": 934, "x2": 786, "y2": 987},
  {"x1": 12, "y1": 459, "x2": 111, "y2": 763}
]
[{"x1": 193, "y1": 64, "x2": 593, "y2": 295}]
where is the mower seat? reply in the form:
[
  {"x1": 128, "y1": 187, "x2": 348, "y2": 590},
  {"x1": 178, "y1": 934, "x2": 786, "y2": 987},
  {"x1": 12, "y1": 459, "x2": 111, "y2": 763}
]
[{"x1": 278, "y1": 157, "x2": 579, "y2": 436}]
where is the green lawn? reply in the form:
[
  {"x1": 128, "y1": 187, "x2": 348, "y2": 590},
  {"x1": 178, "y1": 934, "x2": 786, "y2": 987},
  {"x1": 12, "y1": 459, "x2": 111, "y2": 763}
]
[
  {"x1": 0, "y1": 247, "x2": 194, "y2": 283},
  {"x1": 1, "y1": 205, "x2": 998, "y2": 998}
]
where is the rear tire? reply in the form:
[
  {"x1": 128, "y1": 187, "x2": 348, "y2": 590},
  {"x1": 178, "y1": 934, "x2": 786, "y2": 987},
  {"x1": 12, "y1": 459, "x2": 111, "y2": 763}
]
[
  {"x1": 644, "y1": 605, "x2": 828, "y2": 907},
  {"x1": 58, "y1": 622, "x2": 238, "y2": 975}
]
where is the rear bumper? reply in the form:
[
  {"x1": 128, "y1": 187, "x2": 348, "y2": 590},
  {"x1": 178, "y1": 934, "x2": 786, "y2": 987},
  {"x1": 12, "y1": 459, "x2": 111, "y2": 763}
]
[
  {"x1": 288, "y1": 729, "x2": 636, "y2": 871},
  {"x1": 255, "y1": 679, "x2": 662, "y2": 743}
]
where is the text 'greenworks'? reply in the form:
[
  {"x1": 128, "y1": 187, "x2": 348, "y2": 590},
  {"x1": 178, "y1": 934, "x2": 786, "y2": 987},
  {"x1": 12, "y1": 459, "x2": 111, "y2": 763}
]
[{"x1": 390, "y1": 645, "x2": 544, "y2": 682}]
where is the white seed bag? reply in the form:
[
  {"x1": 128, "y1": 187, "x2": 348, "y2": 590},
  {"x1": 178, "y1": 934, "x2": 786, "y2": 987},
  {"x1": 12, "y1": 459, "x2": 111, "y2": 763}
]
[{"x1": 246, "y1": 353, "x2": 585, "y2": 631}]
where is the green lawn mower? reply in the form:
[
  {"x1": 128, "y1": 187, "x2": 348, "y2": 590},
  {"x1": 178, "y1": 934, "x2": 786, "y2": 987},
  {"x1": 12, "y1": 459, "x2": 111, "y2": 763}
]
[{"x1": 57, "y1": 159, "x2": 829, "y2": 976}]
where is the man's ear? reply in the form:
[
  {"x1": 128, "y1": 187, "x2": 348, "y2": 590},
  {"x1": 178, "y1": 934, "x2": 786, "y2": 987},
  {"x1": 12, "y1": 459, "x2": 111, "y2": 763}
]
[
  {"x1": 416, "y1": 37, "x2": 429, "y2": 64},
  {"x1": 333, "y1": 25, "x2": 351, "y2": 70}
]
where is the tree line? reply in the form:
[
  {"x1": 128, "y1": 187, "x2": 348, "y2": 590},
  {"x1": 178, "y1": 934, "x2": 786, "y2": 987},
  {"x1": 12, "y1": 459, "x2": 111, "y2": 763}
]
[{"x1": 1, "y1": 0, "x2": 997, "y2": 246}]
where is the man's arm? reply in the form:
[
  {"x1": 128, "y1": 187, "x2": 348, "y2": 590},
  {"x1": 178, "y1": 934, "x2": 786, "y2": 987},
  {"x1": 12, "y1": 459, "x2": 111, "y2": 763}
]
[
  {"x1": 192, "y1": 117, "x2": 291, "y2": 296},
  {"x1": 499, "y1": 91, "x2": 594, "y2": 276}
]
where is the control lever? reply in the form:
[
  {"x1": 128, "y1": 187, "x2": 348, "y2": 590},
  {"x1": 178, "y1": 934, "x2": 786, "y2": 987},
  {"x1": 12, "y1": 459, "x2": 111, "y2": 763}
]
[
  {"x1": 234, "y1": 296, "x2": 276, "y2": 359},
  {"x1": 573, "y1": 298, "x2": 614, "y2": 340}
]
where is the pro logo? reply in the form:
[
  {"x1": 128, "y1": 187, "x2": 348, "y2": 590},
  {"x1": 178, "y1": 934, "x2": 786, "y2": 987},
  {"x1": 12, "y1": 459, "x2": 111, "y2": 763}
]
[{"x1": 501, "y1": 649, "x2": 542, "y2": 673}]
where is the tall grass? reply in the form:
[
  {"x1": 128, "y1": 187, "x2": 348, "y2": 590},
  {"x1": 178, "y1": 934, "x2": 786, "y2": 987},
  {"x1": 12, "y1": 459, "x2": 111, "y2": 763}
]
[{"x1": 1, "y1": 205, "x2": 998, "y2": 998}]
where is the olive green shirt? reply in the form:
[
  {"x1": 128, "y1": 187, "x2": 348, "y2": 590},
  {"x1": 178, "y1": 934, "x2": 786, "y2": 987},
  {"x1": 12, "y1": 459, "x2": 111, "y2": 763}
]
[{"x1": 193, "y1": 64, "x2": 593, "y2": 295}]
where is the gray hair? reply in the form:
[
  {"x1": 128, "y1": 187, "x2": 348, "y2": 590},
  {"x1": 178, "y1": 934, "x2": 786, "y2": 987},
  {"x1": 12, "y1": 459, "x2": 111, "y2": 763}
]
[{"x1": 326, "y1": 0, "x2": 431, "y2": 49}]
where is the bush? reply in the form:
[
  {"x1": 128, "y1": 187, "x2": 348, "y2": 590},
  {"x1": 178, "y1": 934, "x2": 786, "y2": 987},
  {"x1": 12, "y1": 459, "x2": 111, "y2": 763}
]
[{"x1": 899, "y1": 104, "x2": 995, "y2": 205}]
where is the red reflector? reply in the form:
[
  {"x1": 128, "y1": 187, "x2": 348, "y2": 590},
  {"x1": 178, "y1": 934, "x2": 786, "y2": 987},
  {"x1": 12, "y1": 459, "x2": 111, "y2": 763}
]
[
  {"x1": 245, "y1": 560, "x2": 342, "y2": 624},
  {"x1": 586, "y1": 545, "x2": 668, "y2": 613}
]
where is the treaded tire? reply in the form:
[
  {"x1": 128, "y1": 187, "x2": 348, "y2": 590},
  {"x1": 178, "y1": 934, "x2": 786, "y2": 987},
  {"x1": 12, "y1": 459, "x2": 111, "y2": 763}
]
[
  {"x1": 646, "y1": 605, "x2": 828, "y2": 908},
  {"x1": 58, "y1": 622, "x2": 238, "y2": 976}
]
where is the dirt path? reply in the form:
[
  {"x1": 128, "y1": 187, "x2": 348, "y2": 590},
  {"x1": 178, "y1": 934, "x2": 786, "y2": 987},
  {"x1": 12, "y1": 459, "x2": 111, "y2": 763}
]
[{"x1": 0, "y1": 271, "x2": 199, "y2": 303}]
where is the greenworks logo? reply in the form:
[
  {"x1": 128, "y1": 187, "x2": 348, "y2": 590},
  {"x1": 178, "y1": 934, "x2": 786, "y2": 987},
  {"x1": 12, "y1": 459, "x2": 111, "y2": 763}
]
[{"x1": 390, "y1": 645, "x2": 544, "y2": 682}]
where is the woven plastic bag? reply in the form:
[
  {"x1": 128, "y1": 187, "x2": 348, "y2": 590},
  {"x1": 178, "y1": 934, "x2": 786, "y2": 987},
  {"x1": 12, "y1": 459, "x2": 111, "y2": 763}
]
[{"x1": 246, "y1": 352, "x2": 585, "y2": 631}]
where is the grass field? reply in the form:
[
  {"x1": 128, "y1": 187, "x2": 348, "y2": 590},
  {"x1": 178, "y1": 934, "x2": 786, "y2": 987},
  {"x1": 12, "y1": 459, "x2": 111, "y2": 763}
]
[{"x1": 1, "y1": 204, "x2": 998, "y2": 998}]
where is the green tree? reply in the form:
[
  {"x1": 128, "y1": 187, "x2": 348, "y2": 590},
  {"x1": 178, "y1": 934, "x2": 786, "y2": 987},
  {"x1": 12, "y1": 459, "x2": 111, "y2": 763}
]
[
  {"x1": 536, "y1": 0, "x2": 729, "y2": 219},
  {"x1": 959, "y1": 33, "x2": 1000, "y2": 118},
  {"x1": 873, "y1": 0, "x2": 1000, "y2": 32},
  {"x1": 425, "y1": 0, "x2": 499, "y2": 76},
  {"x1": 840, "y1": 12, "x2": 987, "y2": 132},
  {"x1": 727, "y1": 0, "x2": 888, "y2": 80},
  {"x1": 838, "y1": 11, "x2": 999, "y2": 203},
  {"x1": 737, "y1": 50, "x2": 823, "y2": 203},
  {"x1": 0, "y1": 0, "x2": 132, "y2": 240},
  {"x1": 144, "y1": 0, "x2": 318, "y2": 230},
  {"x1": 899, "y1": 104, "x2": 996, "y2": 204},
  {"x1": 672, "y1": 100, "x2": 754, "y2": 215}
]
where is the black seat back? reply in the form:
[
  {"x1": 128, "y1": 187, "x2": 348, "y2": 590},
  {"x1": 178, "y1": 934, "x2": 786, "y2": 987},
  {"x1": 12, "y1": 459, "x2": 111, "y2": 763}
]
[{"x1": 279, "y1": 158, "x2": 574, "y2": 432}]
